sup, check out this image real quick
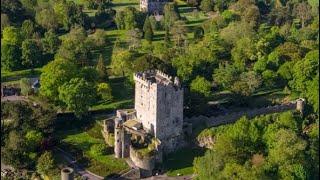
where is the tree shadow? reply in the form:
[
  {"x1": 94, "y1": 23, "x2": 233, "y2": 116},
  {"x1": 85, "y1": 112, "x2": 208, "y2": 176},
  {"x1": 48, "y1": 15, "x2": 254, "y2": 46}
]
[{"x1": 163, "y1": 147, "x2": 205, "y2": 173}]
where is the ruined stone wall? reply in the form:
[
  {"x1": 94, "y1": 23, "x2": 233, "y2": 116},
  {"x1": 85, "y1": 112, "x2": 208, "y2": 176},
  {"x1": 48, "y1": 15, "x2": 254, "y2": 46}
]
[
  {"x1": 185, "y1": 101, "x2": 298, "y2": 127},
  {"x1": 129, "y1": 146, "x2": 155, "y2": 177}
]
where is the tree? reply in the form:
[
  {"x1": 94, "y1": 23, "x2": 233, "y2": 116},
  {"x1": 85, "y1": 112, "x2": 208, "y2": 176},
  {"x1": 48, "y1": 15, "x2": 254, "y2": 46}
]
[
  {"x1": 2, "y1": 26, "x2": 23, "y2": 46},
  {"x1": 126, "y1": 28, "x2": 142, "y2": 50},
  {"x1": 115, "y1": 10, "x2": 125, "y2": 29},
  {"x1": 110, "y1": 50, "x2": 134, "y2": 76},
  {"x1": 163, "y1": 2, "x2": 180, "y2": 31},
  {"x1": 58, "y1": 78, "x2": 96, "y2": 117},
  {"x1": 20, "y1": 78, "x2": 32, "y2": 96},
  {"x1": 293, "y1": 2, "x2": 313, "y2": 28},
  {"x1": 2, "y1": 131, "x2": 29, "y2": 168},
  {"x1": 40, "y1": 59, "x2": 78, "y2": 101},
  {"x1": 96, "y1": 54, "x2": 107, "y2": 81},
  {"x1": 143, "y1": 17, "x2": 154, "y2": 42},
  {"x1": 80, "y1": 67, "x2": 99, "y2": 83},
  {"x1": 21, "y1": 20, "x2": 36, "y2": 39},
  {"x1": 53, "y1": 0, "x2": 88, "y2": 31},
  {"x1": 170, "y1": 20, "x2": 188, "y2": 47},
  {"x1": 36, "y1": 151, "x2": 55, "y2": 177},
  {"x1": 97, "y1": 83, "x2": 112, "y2": 102},
  {"x1": 213, "y1": 63, "x2": 239, "y2": 90},
  {"x1": 89, "y1": 29, "x2": 107, "y2": 49},
  {"x1": 56, "y1": 26, "x2": 92, "y2": 66},
  {"x1": 231, "y1": 37, "x2": 257, "y2": 66},
  {"x1": 41, "y1": 30, "x2": 61, "y2": 55},
  {"x1": 123, "y1": 7, "x2": 137, "y2": 30},
  {"x1": 190, "y1": 76, "x2": 212, "y2": 97},
  {"x1": 21, "y1": 39, "x2": 42, "y2": 68},
  {"x1": 231, "y1": 71, "x2": 262, "y2": 96},
  {"x1": 1, "y1": 43, "x2": 22, "y2": 71},
  {"x1": 35, "y1": 7, "x2": 59, "y2": 31},
  {"x1": 220, "y1": 21, "x2": 255, "y2": 45},
  {"x1": 200, "y1": 0, "x2": 214, "y2": 12},
  {"x1": 25, "y1": 130, "x2": 43, "y2": 151}
]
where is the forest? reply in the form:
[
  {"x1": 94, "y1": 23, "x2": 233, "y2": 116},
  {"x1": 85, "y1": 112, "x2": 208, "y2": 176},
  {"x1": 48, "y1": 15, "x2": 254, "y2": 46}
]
[{"x1": 1, "y1": 0, "x2": 319, "y2": 179}]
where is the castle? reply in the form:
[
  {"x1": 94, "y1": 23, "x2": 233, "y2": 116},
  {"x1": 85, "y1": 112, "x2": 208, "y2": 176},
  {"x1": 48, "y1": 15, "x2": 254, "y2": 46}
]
[
  {"x1": 140, "y1": 0, "x2": 171, "y2": 14},
  {"x1": 103, "y1": 70, "x2": 191, "y2": 177}
]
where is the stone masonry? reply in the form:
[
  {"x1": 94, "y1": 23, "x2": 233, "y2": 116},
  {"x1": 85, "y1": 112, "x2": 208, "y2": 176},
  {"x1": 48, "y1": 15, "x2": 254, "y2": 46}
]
[{"x1": 134, "y1": 70, "x2": 184, "y2": 152}]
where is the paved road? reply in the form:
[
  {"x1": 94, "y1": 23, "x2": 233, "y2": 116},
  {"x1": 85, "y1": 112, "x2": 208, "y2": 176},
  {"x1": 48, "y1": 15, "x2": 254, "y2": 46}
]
[{"x1": 54, "y1": 147, "x2": 104, "y2": 180}]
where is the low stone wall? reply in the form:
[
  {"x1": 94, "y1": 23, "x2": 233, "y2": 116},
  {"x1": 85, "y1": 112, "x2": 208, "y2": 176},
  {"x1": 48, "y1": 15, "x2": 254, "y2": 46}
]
[{"x1": 185, "y1": 101, "x2": 297, "y2": 128}]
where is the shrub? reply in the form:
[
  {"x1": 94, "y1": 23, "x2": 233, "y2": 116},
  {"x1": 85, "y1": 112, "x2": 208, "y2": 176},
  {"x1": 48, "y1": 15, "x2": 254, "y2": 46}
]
[
  {"x1": 97, "y1": 83, "x2": 113, "y2": 102},
  {"x1": 90, "y1": 144, "x2": 107, "y2": 156}
]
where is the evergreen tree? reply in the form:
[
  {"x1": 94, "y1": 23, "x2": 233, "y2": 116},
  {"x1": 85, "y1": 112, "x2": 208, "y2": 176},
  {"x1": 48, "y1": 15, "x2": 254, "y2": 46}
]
[
  {"x1": 143, "y1": 17, "x2": 154, "y2": 42},
  {"x1": 96, "y1": 54, "x2": 107, "y2": 81}
]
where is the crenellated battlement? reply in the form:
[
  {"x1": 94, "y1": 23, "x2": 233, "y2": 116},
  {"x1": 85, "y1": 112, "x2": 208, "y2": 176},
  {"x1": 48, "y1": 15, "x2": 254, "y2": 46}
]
[{"x1": 134, "y1": 70, "x2": 181, "y2": 89}]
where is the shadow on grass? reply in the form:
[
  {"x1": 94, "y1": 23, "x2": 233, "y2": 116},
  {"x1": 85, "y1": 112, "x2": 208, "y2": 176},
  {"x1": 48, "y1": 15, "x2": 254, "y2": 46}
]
[{"x1": 163, "y1": 147, "x2": 205, "y2": 175}]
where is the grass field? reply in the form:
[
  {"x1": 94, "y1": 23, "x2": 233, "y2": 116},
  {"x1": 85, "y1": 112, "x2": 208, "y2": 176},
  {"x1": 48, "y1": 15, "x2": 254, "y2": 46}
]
[
  {"x1": 1, "y1": 68, "x2": 42, "y2": 83},
  {"x1": 56, "y1": 120, "x2": 129, "y2": 177}
]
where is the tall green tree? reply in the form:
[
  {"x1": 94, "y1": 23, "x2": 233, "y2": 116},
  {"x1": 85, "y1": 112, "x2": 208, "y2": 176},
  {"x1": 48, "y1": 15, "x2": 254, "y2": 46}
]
[
  {"x1": 58, "y1": 78, "x2": 96, "y2": 118},
  {"x1": 21, "y1": 39, "x2": 42, "y2": 68},
  {"x1": 143, "y1": 17, "x2": 154, "y2": 42},
  {"x1": 190, "y1": 76, "x2": 212, "y2": 97},
  {"x1": 1, "y1": 43, "x2": 22, "y2": 71},
  {"x1": 21, "y1": 20, "x2": 36, "y2": 39},
  {"x1": 2, "y1": 26, "x2": 23, "y2": 46},
  {"x1": 40, "y1": 59, "x2": 78, "y2": 101},
  {"x1": 35, "y1": 7, "x2": 59, "y2": 31},
  {"x1": 41, "y1": 30, "x2": 61, "y2": 55},
  {"x1": 96, "y1": 54, "x2": 107, "y2": 81}
]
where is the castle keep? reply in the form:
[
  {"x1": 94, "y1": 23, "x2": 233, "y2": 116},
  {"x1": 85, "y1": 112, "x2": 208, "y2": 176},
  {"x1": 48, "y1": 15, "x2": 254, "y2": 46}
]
[{"x1": 103, "y1": 70, "x2": 187, "y2": 177}]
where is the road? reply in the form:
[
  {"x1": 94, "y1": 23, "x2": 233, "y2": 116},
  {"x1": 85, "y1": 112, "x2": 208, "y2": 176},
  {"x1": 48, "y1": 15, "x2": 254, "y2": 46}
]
[{"x1": 54, "y1": 147, "x2": 104, "y2": 180}]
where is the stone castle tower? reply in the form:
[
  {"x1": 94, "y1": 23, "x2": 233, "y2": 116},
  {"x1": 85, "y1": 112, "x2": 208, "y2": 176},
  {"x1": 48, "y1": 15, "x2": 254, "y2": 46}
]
[
  {"x1": 134, "y1": 70, "x2": 184, "y2": 152},
  {"x1": 140, "y1": 0, "x2": 171, "y2": 14}
]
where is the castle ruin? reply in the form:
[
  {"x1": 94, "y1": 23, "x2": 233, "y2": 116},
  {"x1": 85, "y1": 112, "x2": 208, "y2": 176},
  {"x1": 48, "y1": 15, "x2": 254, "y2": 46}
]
[{"x1": 103, "y1": 70, "x2": 188, "y2": 177}]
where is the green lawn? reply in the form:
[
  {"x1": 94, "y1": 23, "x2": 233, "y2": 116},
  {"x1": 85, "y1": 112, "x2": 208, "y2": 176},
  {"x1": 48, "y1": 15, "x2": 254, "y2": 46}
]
[
  {"x1": 56, "y1": 120, "x2": 129, "y2": 177},
  {"x1": 112, "y1": 0, "x2": 140, "y2": 11},
  {"x1": 1, "y1": 68, "x2": 42, "y2": 82},
  {"x1": 91, "y1": 77, "x2": 134, "y2": 111},
  {"x1": 164, "y1": 148, "x2": 205, "y2": 177}
]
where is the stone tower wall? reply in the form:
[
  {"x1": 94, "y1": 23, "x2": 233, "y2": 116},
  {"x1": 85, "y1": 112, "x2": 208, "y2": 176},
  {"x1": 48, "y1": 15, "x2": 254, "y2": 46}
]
[
  {"x1": 134, "y1": 75, "x2": 158, "y2": 135},
  {"x1": 155, "y1": 84, "x2": 183, "y2": 145},
  {"x1": 114, "y1": 118, "x2": 123, "y2": 158}
]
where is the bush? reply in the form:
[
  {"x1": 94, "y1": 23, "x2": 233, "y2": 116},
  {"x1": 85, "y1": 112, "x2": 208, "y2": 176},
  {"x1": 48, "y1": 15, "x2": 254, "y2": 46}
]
[
  {"x1": 97, "y1": 83, "x2": 113, "y2": 102},
  {"x1": 20, "y1": 78, "x2": 32, "y2": 96},
  {"x1": 90, "y1": 144, "x2": 107, "y2": 156}
]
